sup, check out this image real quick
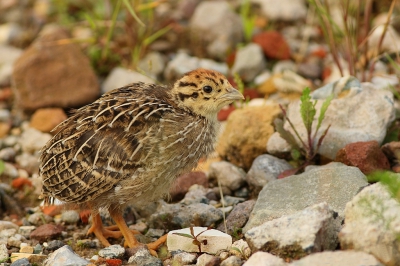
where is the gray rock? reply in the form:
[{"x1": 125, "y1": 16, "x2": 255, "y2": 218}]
[
  {"x1": 2, "y1": 162, "x2": 18, "y2": 178},
  {"x1": 127, "y1": 247, "x2": 162, "y2": 265},
  {"x1": 15, "y1": 153, "x2": 40, "y2": 174},
  {"x1": 268, "y1": 77, "x2": 395, "y2": 160},
  {"x1": 138, "y1": 52, "x2": 166, "y2": 79},
  {"x1": 243, "y1": 163, "x2": 368, "y2": 232},
  {"x1": 0, "y1": 221, "x2": 19, "y2": 231},
  {"x1": 61, "y1": 210, "x2": 80, "y2": 224},
  {"x1": 246, "y1": 154, "x2": 293, "y2": 195},
  {"x1": 98, "y1": 244, "x2": 125, "y2": 259},
  {"x1": 272, "y1": 60, "x2": 297, "y2": 74},
  {"x1": 46, "y1": 240, "x2": 65, "y2": 251},
  {"x1": 189, "y1": 1, "x2": 243, "y2": 59},
  {"x1": 43, "y1": 245, "x2": 89, "y2": 266},
  {"x1": 231, "y1": 43, "x2": 266, "y2": 82},
  {"x1": 8, "y1": 234, "x2": 25, "y2": 248},
  {"x1": 243, "y1": 252, "x2": 288, "y2": 266},
  {"x1": 251, "y1": 0, "x2": 307, "y2": 21},
  {"x1": 10, "y1": 258, "x2": 31, "y2": 266},
  {"x1": 245, "y1": 203, "x2": 340, "y2": 257},
  {"x1": 339, "y1": 182, "x2": 400, "y2": 265},
  {"x1": 0, "y1": 243, "x2": 8, "y2": 262},
  {"x1": 149, "y1": 201, "x2": 223, "y2": 230},
  {"x1": 102, "y1": 67, "x2": 154, "y2": 94},
  {"x1": 222, "y1": 196, "x2": 245, "y2": 207},
  {"x1": 217, "y1": 200, "x2": 255, "y2": 235},
  {"x1": 18, "y1": 226, "x2": 36, "y2": 239},
  {"x1": 180, "y1": 185, "x2": 209, "y2": 205},
  {"x1": 0, "y1": 147, "x2": 16, "y2": 161},
  {"x1": 0, "y1": 45, "x2": 22, "y2": 86},
  {"x1": 221, "y1": 256, "x2": 243, "y2": 266},
  {"x1": 290, "y1": 251, "x2": 383, "y2": 266},
  {"x1": 164, "y1": 51, "x2": 228, "y2": 81},
  {"x1": 197, "y1": 253, "x2": 220, "y2": 266},
  {"x1": 208, "y1": 161, "x2": 246, "y2": 191},
  {"x1": 170, "y1": 250, "x2": 197, "y2": 265}
]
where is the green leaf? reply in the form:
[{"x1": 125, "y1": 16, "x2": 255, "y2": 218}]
[
  {"x1": 0, "y1": 160, "x2": 4, "y2": 175},
  {"x1": 122, "y1": 0, "x2": 145, "y2": 27},
  {"x1": 300, "y1": 87, "x2": 316, "y2": 135},
  {"x1": 143, "y1": 25, "x2": 172, "y2": 46},
  {"x1": 274, "y1": 118, "x2": 301, "y2": 151},
  {"x1": 172, "y1": 233, "x2": 194, "y2": 239},
  {"x1": 368, "y1": 171, "x2": 400, "y2": 199},
  {"x1": 316, "y1": 93, "x2": 334, "y2": 133}
]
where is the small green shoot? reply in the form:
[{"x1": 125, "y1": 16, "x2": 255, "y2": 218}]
[
  {"x1": 276, "y1": 88, "x2": 333, "y2": 173},
  {"x1": 173, "y1": 226, "x2": 212, "y2": 253},
  {"x1": 368, "y1": 171, "x2": 400, "y2": 199},
  {"x1": 0, "y1": 160, "x2": 5, "y2": 175},
  {"x1": 240, "y1": 0, "x2": 256, "y2": 43}
]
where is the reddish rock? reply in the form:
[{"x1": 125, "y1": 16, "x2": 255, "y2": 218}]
[
  {"x1": 218, "y1": 105, "x2": 236, "y2": 121},
  {"x1": 170, "y1": 171, "x2": 208, "y2": 201},
  {"x1": 41, "y1": 205, "x2": 62, "y2": 217},
  {"x1": 11, "y1": 177, "x2": 33, "y2": 190},
  {"x1": 335, "y1": 141, "x2": 390, "y2": 174},
  {"x1": 30, "y1": 108, "x2": 67, "y2": 133},
  {"x1": 30, "y1": 224, "x2": 64, "y2": 242},
  {"x1": 252, "y1": 31, "x2": 291, "y2": 60},
  {"x1": 106, "y1": 259, "x2": 122, "y2": 266},
  {"x1": 12, "y1": 26, "x2": 99, "y2": 111}
]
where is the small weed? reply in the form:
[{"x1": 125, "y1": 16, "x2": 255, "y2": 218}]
[
  {"x1": 276, "y1": 88, "x2": 333, "y2": 174},
  {"x1": 239, "y1": 0, "x2": 257, "y2": 43},
  {"x1": 172, "y1": 226, "x2": 212, "y2": 253}
]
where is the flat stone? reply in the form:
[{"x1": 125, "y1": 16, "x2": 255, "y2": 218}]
[
  {"x1": 339, "y1": 182, "x2": 400, "y2": 265},
  {"x1": 243, "y1": 163, "x2": 368, "y2": 232},
  {"x1": 290, "y1": 251, "x2": 383, "y2": 266},
  {"x1": 10, "y1": 253, "x2": 46, "y2": 264},
  {"x1": 245, "y1": 203, "x2": 340, "y2": 259},
  {"x1": 168, "y1": 227, "x2": 232, "y2": 254},
  {"x1": 19, "y1": 245, "x2": 34, "y2": 254},
  {"x1": 243, "y1": 252, "x2": 288, "y2": 266}
]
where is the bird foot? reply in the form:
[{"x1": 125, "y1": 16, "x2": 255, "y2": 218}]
[{"x1": 146, "y1": 234, "x2": 168, "y2": 256}]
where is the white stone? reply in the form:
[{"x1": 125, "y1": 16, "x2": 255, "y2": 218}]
[
  {"x1": 230, "y1": 239, "x2": 251, "y2": 259},
  {"x1": 268, "y1": 77, "x2": 395, "y2": 160},
  {"x1": 19, "y1": 127, "x2": 52, "y2": 154},
  {"x1": 251, "y1": 0, "x2": 307, "y2": 21},
  {"x1": 98, "y1": 244, "x2": 125, "y2": 259},
  {"x1": 196, "y1": 253, "x2": 217, "y2": 266},
  {"x1": 339, "y1": 182, "x2": 400, "y2": 265},
  {"x1": 290, "y1": 251, "x2": 383, "y2": 266},
  {"x1": 18, "y1": 226, "x2": 36, "y2": 238},
  {"x1": 231, "y1": 43, "x2": 266, "y2": 82},
  {"x1": 168, "y1": 227, "x2": 232, "y2": 254},
  {"x1": 371, "y1": 74, "x2": 399, "y2": 90},
  {"x1": 138, "y1": 51, "x2": 166, "y2": 79},
  {"x1": 369, "y1": 25, "x2": 400, "y2": 53},
  {"x1": 0, "y1": 244, "x2": 8, "y2": 262},
  {"x1": 273, "y1": 70, "x2": 312, "y2": 93},
  {"x1": 102, "y1": 67, "x2": 155, "y2": 94},
  {"x1": 0, "y1": 45, "x2": 22, "y2": 86},
  {"x1": 243, "y1": 252, "x2": 288, "y2": 266}
]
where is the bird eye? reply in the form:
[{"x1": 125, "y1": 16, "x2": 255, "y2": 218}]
[{"x1": 203, "y1": 86, "x2": 213, "y2": 93}]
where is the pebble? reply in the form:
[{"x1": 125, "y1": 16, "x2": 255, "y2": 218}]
[
  {"x1": 19, "y1": 245, "x2": 33, "y2": 254},
  {"x1": 221, "y1": 256, "x2": 243, "y2": 266},
  {"x1": 0, "y1": 243, "x2": 8, "y2": 262},
  {"x1": 30, "y1": 224, "x2": 64, "y2": 242},
  {"x1": 230, "y1": 239, "x2": 251, "y2": 259},
  {"x1": 45, "y1": 240, "x2": 65, "y2": 251},
  {"x1": 243, "y1": 251, "x2": 287, "y2": 266},
  {"x1": 231, "y1": 43, "x2": 266, "y2": 82},
  {"x1": 217, "y1": 200, "x2": 255, "y2": 235},
  {"x1": 43, "y1": 245, "x2": 89, "y2": 266},
  {"x1": 196, "y1": 253, "x2": 220, "y2": 266},
  {"x1": 170, "y1": 250, "x2": 197, "y2": 265},
  {"x1": 18, "y1": 226, "x2": 36, "y2": 238},
  {"x1": 127, "y1": 247, "x2": 162, "y2": 265},
  {"x1": 98, "y1": 244, "x2": 125, "y2": 259},
  {"x1": 101, "y1": 67, "x2": 154, "y2": 94},
  {"x1": 10, "y1": 258, "x2": 31, "y2": 266},
  {"x1": 28, "y1": 212, "x2": 52, "y2": 226},
  {"x1": 60, "y1": 210, "x2": 80, "y2": 224},
  {"x1": 208, "y1": 161, "x2": 246, "y2": 191}
]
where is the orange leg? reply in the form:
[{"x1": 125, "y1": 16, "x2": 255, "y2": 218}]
[
  {"x1": 108, "y1": 207, "x2": 139, "y2": 248},
  {"x1": 87, "y1": 213, "x2": 122, "y2": 247}
]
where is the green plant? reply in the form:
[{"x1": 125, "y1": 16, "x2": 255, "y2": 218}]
[
  {"x1": 308, "y1": 0, "x2": 395, "y2": 82},
  {"x1": 173, "y1": 226, "x2": 212, "y2": 253},
  {"x1": 239, "y1": 0, "x2": 256, "y2": 43},
  {"x1": 275, "y1": 88, "x2": 333, "y2": 173}
]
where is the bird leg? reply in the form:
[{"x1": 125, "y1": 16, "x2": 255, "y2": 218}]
[
  {"x1": 108, "y1": 207, "x2": 140, "y2": 248},
  {"x1": 87, "y1": 212, "x2": 122, "y2": 247}
]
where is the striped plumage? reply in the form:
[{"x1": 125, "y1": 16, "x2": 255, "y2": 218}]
[{"x1": 39, "y1": 68, "x2": 243, "y2": 251}]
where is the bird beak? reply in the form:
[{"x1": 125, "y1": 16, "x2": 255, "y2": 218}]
[{"x1": 218, "y1": 88, "x2": 245, "y2": 101}]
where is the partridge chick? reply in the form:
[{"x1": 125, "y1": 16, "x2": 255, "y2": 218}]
[{"x1": 39, "y1": 68, "x2": 243, "y2": 253}]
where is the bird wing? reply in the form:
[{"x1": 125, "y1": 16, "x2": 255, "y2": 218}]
[{"x1": 40, "y1": 83, "x2": 174, "y2": 204}]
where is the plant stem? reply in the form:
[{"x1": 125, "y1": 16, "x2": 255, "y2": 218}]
[{"x1": 102, "y1": 0, "x2": 121, "y2": 60}]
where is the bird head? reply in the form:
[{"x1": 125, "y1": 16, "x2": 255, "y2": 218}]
[{"x1": 171, "y1": 69, "x2": 244, "y2": 120}]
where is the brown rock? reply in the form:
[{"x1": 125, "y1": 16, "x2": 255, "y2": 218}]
[
  {"x1": 382, "y1": 141, "x2": 400, "y2": 172},
  {"x1": 252, "y1": 31, "x2": 291, "y2": 60},
  {"x1": 30, "y1": 223, "x2": 64, "y2": 242},
  {"x1": 30, "y1": 108, "x2": 67, "y2": 133},
  {"x1": 12, "y1": 26, "x2": 99, "y2": 111},
  {"x1": 257, "y1": 74, "x2": 280, "y2": 96},
  {"x1": 217, "y1": 200, "x2": 255, "y2": 236},
  {"x1": 216, "y1": 105, "x2": 281, "y2": 170},
  {"x1": 170, "y1": 171, "x2": 208, "y2": 201},
  {"x1": 335, "y1": 140, "x2": 390, "y2": 174},
  {"x1": 0, "y1": 122, "x2": 11, "y2": 138}
]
